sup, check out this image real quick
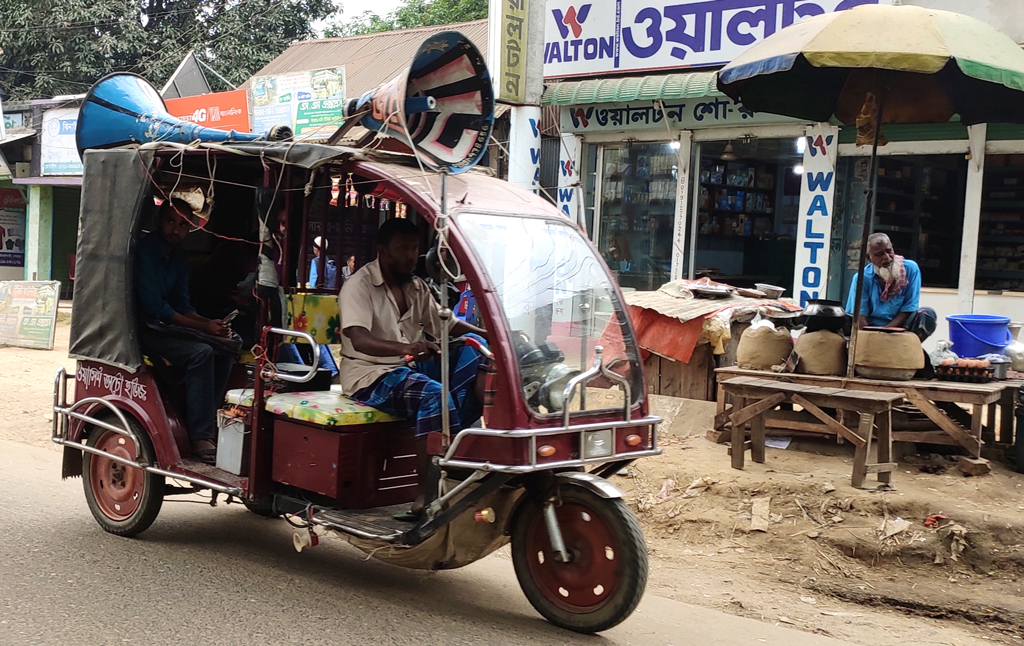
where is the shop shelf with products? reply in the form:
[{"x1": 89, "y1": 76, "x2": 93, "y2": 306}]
[{"x1": 977, "y1": 155, "x2": 1024, "y2": 291}]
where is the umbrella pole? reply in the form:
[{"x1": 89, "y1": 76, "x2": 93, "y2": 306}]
[{"x1": 846, "y1": 91, "x2": 886, "y2": 378}]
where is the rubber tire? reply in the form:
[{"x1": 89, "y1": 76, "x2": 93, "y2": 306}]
[
  {"x1": 82, "y1": 418, "x2": 164, "y2": 537},
  {"x1": 511, "y1": 485, "x2": 649, "y2": 633}
]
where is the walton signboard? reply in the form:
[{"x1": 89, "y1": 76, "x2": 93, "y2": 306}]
[{"x1": 543, "y1": 0, "x2": 892, "y2": 79}]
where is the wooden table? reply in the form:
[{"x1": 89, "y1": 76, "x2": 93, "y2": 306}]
[
  {"x1": 721, "y1": 376, "x2": 904, "y2": 488},
  {"x1": 715, "y1": 368, "x2": 1022, "y2": 457}
]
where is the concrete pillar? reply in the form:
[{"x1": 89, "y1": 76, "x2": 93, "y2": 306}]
[
  {"x1": 959, "y1": 124, "x2": 987, "y2": 314},
  {"x1": 26, "y1": 184, "x2": 53, "y2": 281}
]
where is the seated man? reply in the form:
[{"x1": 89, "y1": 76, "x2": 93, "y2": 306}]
[
  {"x1": 308, "y1": 236, "x2": 338, "y2": 289},
  {"x1": 846, "y1": 232, "x2": 937, "y2": 341},
  {"x1": 137, "y1": 198, "x2": 234, "y2": 463},
  {"x1": 339, "y1": 218, "x2": 487, "y2": 518}
]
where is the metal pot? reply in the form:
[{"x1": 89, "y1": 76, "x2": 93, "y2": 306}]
[{"x1": 801, "y1": 299, "x2": 847, "y2": 332}]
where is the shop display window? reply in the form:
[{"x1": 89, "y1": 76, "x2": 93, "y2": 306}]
[
  {"x1": 596, "y1": 142, "x2": 678, "y2": 291},
  {"x1": 979, "y1": 154, "x2": 1024, "y2": 291},
  {"x1": 693, "y1": 139, "x2": 800, "y2": 290},
  {"x1": 874, "y1": 156, "x2": 965, "y2": 288}
]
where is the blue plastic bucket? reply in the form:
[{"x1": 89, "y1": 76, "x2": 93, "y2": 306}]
[{"x1": 947, "y1": 314, "x2": 1012, "y2": 358}]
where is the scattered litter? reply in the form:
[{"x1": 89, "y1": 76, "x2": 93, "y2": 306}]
[
  {"x1": 777, "y1": 616, "x2": 796, "y2": 625},
  {"x1": 923, "y1": 514, "x2": 949, "y2": 528},
  {"x1": 942, "y1": 523, "x2": 969, "y2": 562},
  {"x1": 820, "y1": 611, "x2": 862, "y2": 618},
  {"x1": 751, "y1": 497, "x2": 771, "y2": 532},
  {"x1": 821, "y1": 482, "x2": 836, "y2": 494},
  {"x1": 656, "y1": 479, "x2": 677, "y2": 503},
  {"x1": 800, "y1": 596, "x2": 817, "y2": 605},
  {"x1": 880, "y1": 517, "x2": 912, "y2": 539},
  {"x1": 682, "y1": 476, "x2": 716, "y2": 499},
  {"x1": 765, "y1": 437, "x2": 792, "y2": 450}
]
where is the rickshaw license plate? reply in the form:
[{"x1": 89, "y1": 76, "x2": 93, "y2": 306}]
[{"x1": 583, "y1": 429, "x2": 613, "y2": 459}]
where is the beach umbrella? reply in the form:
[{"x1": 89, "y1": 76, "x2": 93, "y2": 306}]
[{"x1": 717, "y1": 4, "x2": 1024, "y2": 376}]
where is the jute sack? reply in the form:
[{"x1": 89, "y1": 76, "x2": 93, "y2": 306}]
[
  {"x1": 794, "y1": 330, "x2": 847, "y2": 376},
  {"x1": 736, "y1": 326, "x2": 793, "y2": 370}
]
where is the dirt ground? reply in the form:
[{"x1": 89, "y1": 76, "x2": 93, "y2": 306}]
[{"x1": 3, "y1": 319, "x2": 1023, "y2": 645}]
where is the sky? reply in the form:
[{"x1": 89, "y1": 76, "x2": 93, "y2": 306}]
[{"x1": 336, "y1": 0, "x2": 406, "y2": 20}]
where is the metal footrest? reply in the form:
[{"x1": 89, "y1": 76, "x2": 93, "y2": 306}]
[{"x1": 312, "y1": 509, "x2": 404, "y2": 543}]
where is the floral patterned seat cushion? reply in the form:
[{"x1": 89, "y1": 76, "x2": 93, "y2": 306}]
[{"x1": 224, "y1": 389, "x2": 402, "y2": 426}]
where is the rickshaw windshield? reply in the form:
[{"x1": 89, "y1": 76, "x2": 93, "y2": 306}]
[{"x1": 458, "y1": 212, "x2": 643, "y2": 416}]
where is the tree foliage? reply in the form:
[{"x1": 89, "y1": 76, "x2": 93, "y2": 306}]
[
  {"x1": 325, "y1": 0, "x2": 486, "y2": 38},
  {"x1": 0, "y1": 0, "x2": 338, "y2": 100}
]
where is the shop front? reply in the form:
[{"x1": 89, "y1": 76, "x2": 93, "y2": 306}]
[
  {"x1": 831, "y1": 123, "x2": 1024, "y2": 349},
  {"x1": 547, "y1": 73, "x2": 831, "y2": 301}
]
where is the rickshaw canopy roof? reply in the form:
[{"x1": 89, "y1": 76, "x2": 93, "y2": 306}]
[{"x1": 68, "y1": 141, "x2": 565, "y2": 371}]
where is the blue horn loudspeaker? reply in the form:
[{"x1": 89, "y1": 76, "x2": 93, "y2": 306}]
[
  {"x1": 76, "y1": 73, "x2": 292, "y2": 156},
  {"x1": 343, "y1": 30, "x2": 494, "y2": 174}
]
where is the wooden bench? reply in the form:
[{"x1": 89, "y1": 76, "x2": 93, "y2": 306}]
[
  {"x1": 716, "y1": 367, "x2": 1023, "y2": 458},
  {"x1": 720, "y1": 376, "x2": 905, "y2": 489}
]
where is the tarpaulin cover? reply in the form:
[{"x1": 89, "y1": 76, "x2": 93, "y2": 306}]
[
  {"x1": 620, "y1": 285, "x2": 801, "y2": 364},
  {"x1": 69, "y1": 149, "x2": 154, "y2": 372}
]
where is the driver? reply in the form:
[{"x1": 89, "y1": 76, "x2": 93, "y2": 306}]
[
  {"x1": 340, "y1": 218, "x2": 487, "y2": 518},
  {"x1": 136, "y1": 199, "x2": 234, "y2": 463}
]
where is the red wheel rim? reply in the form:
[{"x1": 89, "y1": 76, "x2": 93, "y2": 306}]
[
  {"x1": 88, "y1": 430, "x2": 144, "y2": 521},
  {"x1": 524, "y1": 502, "x2": 621, "y2": 612}
]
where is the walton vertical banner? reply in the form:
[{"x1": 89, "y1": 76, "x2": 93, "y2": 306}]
[{"x1": 793, "y1": 125, "x2": 838, "y2": 307}]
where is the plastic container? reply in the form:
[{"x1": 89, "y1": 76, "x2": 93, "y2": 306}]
[
  {"x1": 946, "y1": 314, "x2": 1012, "y2": 358},
  {"x1": 216, "y1": 411, "x2": 249, "y2": 476}
]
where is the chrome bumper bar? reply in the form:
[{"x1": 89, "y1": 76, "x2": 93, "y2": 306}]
[
  {"x1": 52, "y1": 368, "x2": 243, "y2": 497},
  {"x1": 436, "y1": 414, "x2": 662, "y2": 474}
]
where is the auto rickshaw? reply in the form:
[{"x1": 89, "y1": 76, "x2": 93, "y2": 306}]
[{"x1": 51, "y1": 33, "x2": 661, "y2": 634}]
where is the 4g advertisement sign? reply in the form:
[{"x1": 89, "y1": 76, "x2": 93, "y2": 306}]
[{"x1": 165, "y1": 90, "x2": 250, "y2": 133}]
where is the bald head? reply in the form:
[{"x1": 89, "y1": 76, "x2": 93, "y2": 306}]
[{"x1": 866, "y1": 232, "x2": 895, "y2": 269}]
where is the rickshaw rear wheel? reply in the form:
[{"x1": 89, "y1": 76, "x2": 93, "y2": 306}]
[
  {"x1": 511, "y1": 485, "x2": 648, "y2": 633},
  {"x1": 82, "y1": 419, "x2": 164, "y2": 537}
]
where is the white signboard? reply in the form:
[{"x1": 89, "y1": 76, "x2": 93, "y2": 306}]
[
  {"x1": 560, "y1": 97, "x2": 799, "y2": 133},
  {"x1": 792, "y1": 125, "x2": 838, "y2": 307},
  {"x1": 41, "y1": 107, "x2": 83, "y2": 176},
  {"x1": 543, "y1": 0, "x2": 891, "y2": 79}
]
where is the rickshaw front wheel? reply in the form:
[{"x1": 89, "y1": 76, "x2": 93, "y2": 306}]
[
  {"x1": 511, "y1": 484, "x2": 648, "y2": 633},
  {"x1": 82, "y1": 420, "x2": 164, "y2": 537}
]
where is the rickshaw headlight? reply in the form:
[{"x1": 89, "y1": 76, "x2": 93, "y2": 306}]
[{"x1": 583, "y1": 429, "x2": 613, "y2": 459}]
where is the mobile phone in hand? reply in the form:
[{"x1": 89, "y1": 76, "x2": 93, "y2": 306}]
[{"x1": 223, "y1": 309, "x2": 240, "y2": 324}]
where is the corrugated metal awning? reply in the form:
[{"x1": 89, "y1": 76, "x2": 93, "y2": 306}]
[{"x1": 542, "y1": 71, "x2": 721, "y2": 106}]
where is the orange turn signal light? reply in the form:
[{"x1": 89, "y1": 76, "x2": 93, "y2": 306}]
[
  {"x1": 537, "y1": 444, "x2": 557, "y2": 457},
  {"x1": 625, "y1": 434, "x2": 642, "y2": 447}
]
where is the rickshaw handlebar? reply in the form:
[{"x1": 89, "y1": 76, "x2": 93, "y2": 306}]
[{"x1": 261, "y1": 327, "x2": 321, "y2": 383}]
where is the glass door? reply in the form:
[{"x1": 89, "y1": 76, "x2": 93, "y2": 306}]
[{"x1": 596, "y1": 142, "x2": 679, "y2": 291}]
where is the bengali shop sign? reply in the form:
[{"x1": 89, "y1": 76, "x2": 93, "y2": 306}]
[
  {"x1": 249, "y1": 67, "x2": 346, "y2": 139},
  {"x1": 543, "y1": 0, "x2": 891, "y2": 79},
  {"x1": 0, "y1": 281, "x2": 60, "y2": 350}
]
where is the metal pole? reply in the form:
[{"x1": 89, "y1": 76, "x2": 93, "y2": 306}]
[
  {"x1": 439, "y1": 171, "x2": 452, "y2": 448},
  {"x1": 847, "y1": 86, "x2": 887, "y2": 378}
]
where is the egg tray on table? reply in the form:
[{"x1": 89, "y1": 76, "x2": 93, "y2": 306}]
[{"x1": 935, "y1": 364, "x2": 994, "y2": 383}]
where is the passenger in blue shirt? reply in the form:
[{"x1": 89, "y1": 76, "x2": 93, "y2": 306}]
[
  {"x1": 846, "y1": 233, "x2": 937, "y2": 341},
  {"x1": 137, "y1": 199, "x2": 234, "y2": 463},
  {"x1": 308, "y1": 236, "x2": 338, "y2": 289}
]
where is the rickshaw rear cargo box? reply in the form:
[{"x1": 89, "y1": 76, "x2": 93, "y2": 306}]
[{"x1": 270, "y1": 418, "x2": 418, "y2": 508}]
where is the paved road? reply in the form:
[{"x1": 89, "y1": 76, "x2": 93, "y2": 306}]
[{"x1": 0, "y1": 439, "x2": 855, "y2": 646}]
